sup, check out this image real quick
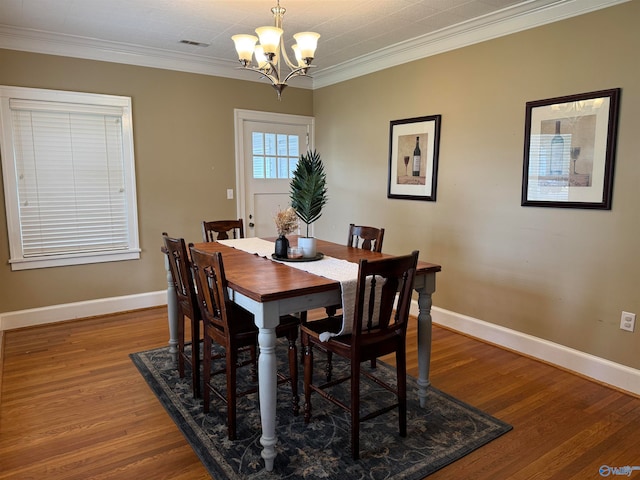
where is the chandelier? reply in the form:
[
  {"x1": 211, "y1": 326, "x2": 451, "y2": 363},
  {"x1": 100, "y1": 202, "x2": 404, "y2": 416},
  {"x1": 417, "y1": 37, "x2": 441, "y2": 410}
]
[{"x1": 231, "y1": 1, "x2": 320, "y2": 99}]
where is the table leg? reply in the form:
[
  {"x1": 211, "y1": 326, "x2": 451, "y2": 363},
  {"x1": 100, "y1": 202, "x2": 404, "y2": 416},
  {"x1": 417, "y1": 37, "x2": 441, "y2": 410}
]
[
  {"x1": 415, "y1": 272, "x2": 436, "y2": 408},
  {"x1": 163, "y1": 252, "x2": 179, "y2": 359},
  {"x1": 257, "y1": 327, "x2": 278, "y2": 471},
  {"x1": 230, "y1": 293, "x2": 281, "y2": 472}
]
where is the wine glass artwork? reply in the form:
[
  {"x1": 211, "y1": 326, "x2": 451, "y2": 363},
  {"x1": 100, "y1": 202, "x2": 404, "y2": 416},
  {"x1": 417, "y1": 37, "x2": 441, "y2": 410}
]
[
  {"x1": 570, "y1": 146, "x2": 581, "y2": 174},
  {"x1": 403, "y1": 156, "x2": 410, "y2": 176}
]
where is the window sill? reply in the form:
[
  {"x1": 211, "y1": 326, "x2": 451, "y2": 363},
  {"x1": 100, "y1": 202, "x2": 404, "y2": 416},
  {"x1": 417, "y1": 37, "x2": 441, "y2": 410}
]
[{"x1": 9, "y1": 250, "x2": 141, "y2": 271}]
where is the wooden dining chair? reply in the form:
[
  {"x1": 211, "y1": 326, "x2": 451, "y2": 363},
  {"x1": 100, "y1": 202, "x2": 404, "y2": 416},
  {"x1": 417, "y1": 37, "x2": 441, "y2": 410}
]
[
  {"x1": 202, "y1": 219, "x2": 244, "y2": 241},
  {"x1": 347, "y1": 224, "x2": 385, "y2": 252},
  {"x1": 301, "y1": 250, "x2": 419, "y2": 460},
  {"x1": 162, "y1": 233, "x2": 202, "y2": 398},
  {"x1": 189, "y1": 247, "x2": 301, "y2": 440},
  {"x1": 313, "y1": 223, "x2": 386, "y2": 373}
]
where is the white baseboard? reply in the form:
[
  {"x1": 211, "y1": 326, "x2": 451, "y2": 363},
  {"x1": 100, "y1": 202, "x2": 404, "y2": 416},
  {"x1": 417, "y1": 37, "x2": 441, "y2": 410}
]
[
  {"x1": 2, "y1": 293, "x2": 637, "y2": 396},
  {"x1": 415, "y1": 303, "x2": 640, "y2": 397},
  {"x1": 0, "y1": 290, "x2": 167, "y2": 330}
]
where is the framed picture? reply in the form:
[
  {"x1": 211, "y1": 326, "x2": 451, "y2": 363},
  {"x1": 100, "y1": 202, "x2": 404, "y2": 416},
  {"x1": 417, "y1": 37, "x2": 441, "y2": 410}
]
[
  {"x1": 521, "y1": 88, "x2": 620, "y2": 209},
  {"x1": 387, "y1": 115, "x2": 441, "y2": 201}
]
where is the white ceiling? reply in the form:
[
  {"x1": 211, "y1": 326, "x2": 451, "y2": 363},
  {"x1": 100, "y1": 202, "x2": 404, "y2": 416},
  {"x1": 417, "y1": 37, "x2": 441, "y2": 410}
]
[{"x1": 0, "y1": 0, "x2": 628, "y2": 89}]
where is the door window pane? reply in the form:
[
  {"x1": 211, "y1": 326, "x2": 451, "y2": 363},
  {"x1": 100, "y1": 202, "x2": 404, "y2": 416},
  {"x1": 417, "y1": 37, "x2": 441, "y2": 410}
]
[{"x1": 252, "y1": 131, "x2": 300, "y2": 179}]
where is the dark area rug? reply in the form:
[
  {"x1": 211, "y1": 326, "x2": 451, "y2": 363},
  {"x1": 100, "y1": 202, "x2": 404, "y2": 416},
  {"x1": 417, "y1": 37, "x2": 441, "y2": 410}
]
[{"x1": 130, "y1": 341, "x2": 512, "y2": 479}]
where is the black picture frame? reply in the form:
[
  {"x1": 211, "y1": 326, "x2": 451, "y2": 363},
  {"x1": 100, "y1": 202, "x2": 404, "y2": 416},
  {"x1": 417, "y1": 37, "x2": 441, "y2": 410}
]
[
  {"x1": 521, "y1": 88, "x2": 620, "y2": 209},
  {"x1": 387, "y1": 115, "x2": 441, "y2": 201}
]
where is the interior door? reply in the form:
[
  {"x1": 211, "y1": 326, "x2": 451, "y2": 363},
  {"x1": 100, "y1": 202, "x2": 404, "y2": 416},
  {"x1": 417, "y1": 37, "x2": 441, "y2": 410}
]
[{"x1": 235, "y1": 110, "x2": 314, "y2": 238}]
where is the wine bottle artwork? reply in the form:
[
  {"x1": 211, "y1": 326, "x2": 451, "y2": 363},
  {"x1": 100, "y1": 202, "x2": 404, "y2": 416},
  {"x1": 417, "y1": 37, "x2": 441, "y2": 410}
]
[
  {"x1": 403, "y1": 156, "x2": 410, "y2": 176},
  {"x1": 412, "y1": 137, "x2": 421, "y2": 176},
  {"x1": 549, "y1": 120, "x2": 564, "y2": 175}
]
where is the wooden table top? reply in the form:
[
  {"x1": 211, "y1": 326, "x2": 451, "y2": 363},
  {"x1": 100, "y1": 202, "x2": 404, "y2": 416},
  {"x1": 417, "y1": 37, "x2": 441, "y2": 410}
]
[{"x1": 190, "y1": 237, "x2": 441, "y2": 304}]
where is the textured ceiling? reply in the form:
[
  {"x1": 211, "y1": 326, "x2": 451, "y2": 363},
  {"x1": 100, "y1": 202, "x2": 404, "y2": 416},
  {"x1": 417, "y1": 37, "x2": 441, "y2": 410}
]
[{"x1": 0, "y1": 0, "x2": 628, "y2": 88}]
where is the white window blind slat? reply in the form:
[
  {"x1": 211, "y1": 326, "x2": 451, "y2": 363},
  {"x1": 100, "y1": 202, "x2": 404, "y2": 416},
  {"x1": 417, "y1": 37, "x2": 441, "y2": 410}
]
[{"x1": 9, "y1": 98, "x2": 124, "y2": 116}]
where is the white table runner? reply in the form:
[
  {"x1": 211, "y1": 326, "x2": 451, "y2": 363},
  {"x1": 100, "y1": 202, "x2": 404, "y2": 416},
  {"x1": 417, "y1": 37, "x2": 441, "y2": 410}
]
[{"x1": 218, "y1": 238, "x2": 381, "y2": 340}]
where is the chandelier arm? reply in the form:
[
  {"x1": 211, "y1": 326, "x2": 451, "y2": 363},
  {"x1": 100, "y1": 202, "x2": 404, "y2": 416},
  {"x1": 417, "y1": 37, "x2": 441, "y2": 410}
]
[
  {"x1": 238, "y1": 65, "x2": 280, "y2": 86},
  {"x1": 279, "y1": 37, "x2": 297, "y2": 70},
  {"x1": 282, "y1": 65, "x2": 313, "y2": 84},
  {"x1": 264, "y1": 60, "x2": 282, "y2": 84}
]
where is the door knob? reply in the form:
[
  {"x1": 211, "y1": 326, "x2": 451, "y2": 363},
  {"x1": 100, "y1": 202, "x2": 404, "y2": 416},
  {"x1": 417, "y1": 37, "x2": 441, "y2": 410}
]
[{"x1": 249, "y1": 222, "x2": 255, "y2": 228}]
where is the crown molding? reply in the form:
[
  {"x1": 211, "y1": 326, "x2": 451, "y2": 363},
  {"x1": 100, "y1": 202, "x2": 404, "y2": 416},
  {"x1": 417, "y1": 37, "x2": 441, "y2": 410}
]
[
  {"x1": 0, "y1": 0, "x2": 628, "y2": 90},
  {"x1": 0, "y1": 26, "x2": 240, "y2": 78},
  {"x1": 311, "y1": 0, "x2": 630, "y2": 88}
]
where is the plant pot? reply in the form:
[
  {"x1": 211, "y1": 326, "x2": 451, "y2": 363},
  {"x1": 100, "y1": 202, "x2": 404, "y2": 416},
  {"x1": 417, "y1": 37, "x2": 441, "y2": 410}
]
[
  {"x1": 274, "y1": 235, "x2": 289, "y2": 258},
  {"x1": 298, "y1": 237, "x2": 317, "y2": 258}
]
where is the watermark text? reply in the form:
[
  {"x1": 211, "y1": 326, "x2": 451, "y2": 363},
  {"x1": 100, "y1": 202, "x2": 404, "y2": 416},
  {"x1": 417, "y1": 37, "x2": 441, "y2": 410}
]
[{"x1": 600, "y1": 465, "x2": 640, "y2": 477}]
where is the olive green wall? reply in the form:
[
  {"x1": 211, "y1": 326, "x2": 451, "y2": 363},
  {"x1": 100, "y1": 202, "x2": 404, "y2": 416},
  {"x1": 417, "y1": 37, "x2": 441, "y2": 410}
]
[
  {"x1": 0, "y1": 49, "x2": 313, "y2": 312},
  {"x1": 312, "y1": 1, "x2": 639, "y2": 369}
]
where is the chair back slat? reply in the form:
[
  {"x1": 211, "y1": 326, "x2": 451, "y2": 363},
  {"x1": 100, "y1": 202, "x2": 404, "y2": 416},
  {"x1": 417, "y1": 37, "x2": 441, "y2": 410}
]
[
  {"x1": 347, "y1": 224, "x2": 384, "y2": 252},
  {"x1": 351, "y1": 251, "x2": 418, "y2": 340},
  {"x1": 190, "y1": 249, "x2": 230, "y2": 334},
  {"x1": 191, "y1": 248, "x2": 254, "y2": 339},
  {"x1": 202, "y1": 219, "x2": 245, "y2": 242},
  {"x1": 162, "y1": 233, "x2": 197, "y2": 308}
]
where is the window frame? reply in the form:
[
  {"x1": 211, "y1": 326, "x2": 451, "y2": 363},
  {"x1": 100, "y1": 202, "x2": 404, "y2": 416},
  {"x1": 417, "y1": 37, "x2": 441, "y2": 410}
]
[{"x1": 0, "y1": 85, "x2": 140, "y2": 270}]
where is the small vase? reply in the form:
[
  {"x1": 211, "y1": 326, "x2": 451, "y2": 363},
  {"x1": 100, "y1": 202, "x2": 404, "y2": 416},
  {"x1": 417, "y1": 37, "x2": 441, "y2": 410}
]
[
  {"x1": 274, "y1": 235, "x2": 289, "y2": 258},
  {"x1": 298, "y1": 237, "x2": 317, "y2": 258}
]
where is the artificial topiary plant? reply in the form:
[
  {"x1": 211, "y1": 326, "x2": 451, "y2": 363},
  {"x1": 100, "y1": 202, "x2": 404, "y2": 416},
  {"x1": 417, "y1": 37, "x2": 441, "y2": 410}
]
[{"x1": 289, "y1": 149, "x2": 328, "y2": 238}]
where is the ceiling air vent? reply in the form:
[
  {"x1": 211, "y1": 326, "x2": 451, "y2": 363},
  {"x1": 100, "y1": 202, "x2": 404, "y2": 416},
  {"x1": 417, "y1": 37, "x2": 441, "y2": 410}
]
[{"x1": 179, "y1": 40, "x2": 210, "y2": 47}]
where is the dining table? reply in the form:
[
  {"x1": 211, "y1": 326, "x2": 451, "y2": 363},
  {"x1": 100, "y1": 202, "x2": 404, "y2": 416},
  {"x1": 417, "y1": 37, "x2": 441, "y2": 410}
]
[{"x1": 163, "y1": 236, "x2": 441, "y2": 471}]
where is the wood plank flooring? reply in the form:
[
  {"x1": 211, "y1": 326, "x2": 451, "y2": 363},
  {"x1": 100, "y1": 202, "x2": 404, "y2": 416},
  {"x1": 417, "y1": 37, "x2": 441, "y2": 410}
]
[{"x1": 1, "y1": 307, "x2": 639, "y2": 479}]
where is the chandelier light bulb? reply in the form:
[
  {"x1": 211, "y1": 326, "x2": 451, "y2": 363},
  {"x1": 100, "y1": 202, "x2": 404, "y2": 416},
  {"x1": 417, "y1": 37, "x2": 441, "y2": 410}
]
[
  {"x1": 254, "y1": 45, "x2": 269, "y2": 69},
  {"x1": 291, "y1": 44, "x2": 303, "y2": 67}
]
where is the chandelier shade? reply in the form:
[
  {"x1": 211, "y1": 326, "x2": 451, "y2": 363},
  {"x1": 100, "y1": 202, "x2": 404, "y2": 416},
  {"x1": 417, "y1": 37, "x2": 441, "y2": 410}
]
[
  {"x1": 231, "y1": 34, "x2": 258, "y2": 63},
  {"x1": 255, "y1": 26, "x2": 283, "y2": 56},
  {"x1": 231, "y1": 1, "x2": 320, "y2": 99},
  {"x1": 292, "y1": 32, "x2": 320, "y2": 61}
]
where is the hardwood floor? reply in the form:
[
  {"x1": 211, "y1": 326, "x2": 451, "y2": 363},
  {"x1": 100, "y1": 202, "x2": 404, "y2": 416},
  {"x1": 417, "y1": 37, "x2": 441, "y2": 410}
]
[{"x1": 1, "y1": 307, "x2": 639, "y2": 479}]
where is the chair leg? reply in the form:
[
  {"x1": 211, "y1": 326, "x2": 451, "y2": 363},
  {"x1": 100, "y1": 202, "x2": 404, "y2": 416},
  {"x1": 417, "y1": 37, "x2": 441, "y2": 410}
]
[
  {"x1": 202, "y1": 334, "x2": 211, "y2": 413},
  {"x1": 397, "y1": 346, "x2": 407, "y2": 438},
  {"x1": 325, "y1": 351, "x2": 333, "y2": 381},
  {"x1": 350, "y1": 358, "x2": 361, "y2": 460},
  {"x1": 227, "y1": 347, "x2": 238, "y2": 440},
  {"x1": 325, "y1": 305, "x2": 338, "y2": 317},
  {"x1": 303, "y1": 341, "x2": 313, "y2": 424},
  {"x1": 191, "y1": 317, "x2": 201, "y2": 398},
  {"x1": 177, "y1": 312, "x2": 185, "y2": 378},
  {"x1": 299, "y1": 311, "x2": 307, "y2": 365},
  {"x1": 287, "y1": 334, "x2": 299, "y2": 416}
]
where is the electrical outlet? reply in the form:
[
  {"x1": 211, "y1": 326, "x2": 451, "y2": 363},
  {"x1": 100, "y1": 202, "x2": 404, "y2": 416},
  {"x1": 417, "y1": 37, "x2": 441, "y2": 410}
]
[
  {"x1": 620, "y1": 311, "x2": 636, "y2": 332},
  {"x1": 226, "y1": 189, "x2": 234, "y2": 200}
]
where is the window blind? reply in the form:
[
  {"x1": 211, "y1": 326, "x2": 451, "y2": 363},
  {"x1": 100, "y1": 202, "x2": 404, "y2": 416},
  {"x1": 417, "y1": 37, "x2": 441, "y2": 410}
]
[{"x1": 10, "y1": 104, "x2": 129, "y2": 258}]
